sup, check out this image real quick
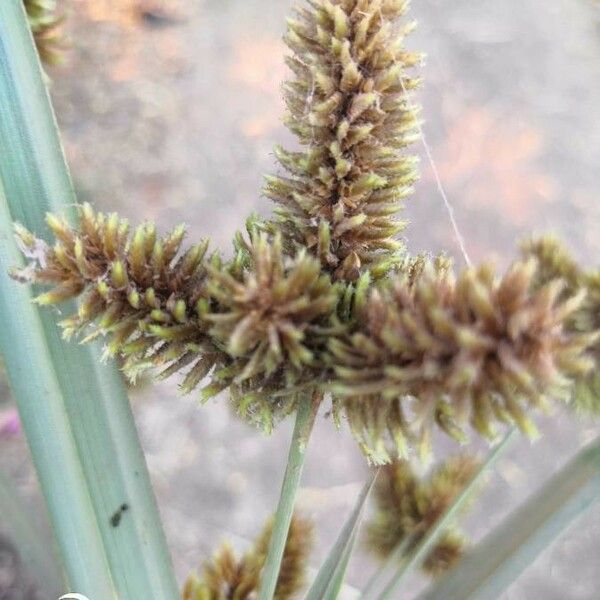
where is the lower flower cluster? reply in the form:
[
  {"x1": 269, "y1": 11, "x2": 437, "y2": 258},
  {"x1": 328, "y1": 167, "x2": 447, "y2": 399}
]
[
  {"x1": 365, "y1": 455, "x2": 480, "y2": 576},
  {"x1": 12, "y1": 205, "x2": 599, "y2": 462},
  {"x1": 182, "y1": 514, "x2": 312, "y2": 600}
]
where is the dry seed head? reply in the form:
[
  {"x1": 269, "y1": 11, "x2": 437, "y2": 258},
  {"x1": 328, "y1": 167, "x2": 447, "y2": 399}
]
[
  {"x1": 205, "y1": 230, "x2": 339, "y2": 425},
  {"x1": 365, "y1": 455, "x2": 479, "y2": 577},
  {"x1": 266, "y1": 0, "x2": 421, "y2": 280},
  {"x1": 521, "y1": 237, "x2": 600, "y2": 417},
  {"x1": 182, "y1": 514, "x2": 313, "y2": 600},
  {"x1": 13, "y1": 204, "x2": 228, "y2": 395},
  {"x1": 330, "y1": 255, "x2": 598, "y2": 461}
]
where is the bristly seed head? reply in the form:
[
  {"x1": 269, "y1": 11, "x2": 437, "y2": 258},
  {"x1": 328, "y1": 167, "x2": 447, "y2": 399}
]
[
  {"x1": 182, "y1": 514, "x2": 313, "y2": 600},
  {"x1": 365, "y1": 455, "x2": 480, "y2": 577},
  {"x1": 265, "y1": 0, "x2": 422, "y2": 281},
  {"x1": 330, "y1": 254, "x2": 598, "y2": 462}
]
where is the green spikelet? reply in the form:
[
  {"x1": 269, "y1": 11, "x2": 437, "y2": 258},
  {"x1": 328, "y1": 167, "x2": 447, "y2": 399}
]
[
  {"x1": 265, "y1": 0, "x2": 421, "y2": 281},
  {"x1": 365, "y1": 455, "x2": 479, "y2": 577},
  {"x1": 182, "y1": 515, "x2": 313, "y2": 600}
]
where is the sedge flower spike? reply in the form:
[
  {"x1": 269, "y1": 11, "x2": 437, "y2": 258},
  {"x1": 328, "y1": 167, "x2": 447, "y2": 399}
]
[
  {"x1": 12, "y1": 204, "x2": 229, "y2": 395},
  {"x1": 182, "y1": 514, "x2": 313, "y2": 600},
  {"x1": 330, "y1": 255, "x2": 598, "y2": 462},
  {"x1": 366, "y1": 455, "x2": 480, "y2": 576},
  {"x1": 265, "y1": 0, "x2": 421, "y2": 281},
  {"x1": 521, "y1": 236, "x2": 600, "y2": 417}
]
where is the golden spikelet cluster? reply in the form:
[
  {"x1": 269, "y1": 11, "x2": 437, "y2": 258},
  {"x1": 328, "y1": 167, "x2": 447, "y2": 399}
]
[
  {"x1": 265, "y1": 0, "x2": 421, "y2": 281},
  {"x1": 24, "y1": 0, "x2": 64, "y2": 65},
  {"x1": 11, "y1": 0, "x2": 600, "y2": 462},
  {"x1": 206, "y1": 230, "x2": 338, "y2": 405},
  {"x1": 13, "y1": 204, "x2": 228, "y2": 395},
  {"x1": 12, "y1": 208, "x2": 599, "y2": 460},
  {"x1": 182, "y1": 515, "x2": 313, "y2": 600},
  {"x1": 330, "y1": 256, "x2": 597, "y2": 462},
  {"x1": 366, "y1": 455, "x2": 480, "y2": 576}
]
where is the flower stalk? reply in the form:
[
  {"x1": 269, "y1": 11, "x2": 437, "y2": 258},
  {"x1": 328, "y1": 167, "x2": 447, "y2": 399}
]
[{"x1": 258, "y1": 391, "x2": 318, "y2": 600}]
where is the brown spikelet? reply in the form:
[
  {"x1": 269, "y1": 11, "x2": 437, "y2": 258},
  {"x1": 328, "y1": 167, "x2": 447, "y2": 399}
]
[
  {"x1": 365, "y1": 455, "x2": 479, "y2": 577},
  {"x1": 11, "y1": 207, "x2": 339, "y2": 431},
  {"x1": 521, "y1": 236, "x2": 600, "y2": 416},
  {"x1": 13, "y1": 204, "x2": 228, "y2": 395},
  {"x1": 265, "y1": 0, "x2": 421, "y2": 281},
  {"x1": 206, "y1": 230, "x2": 338, "y2": 383},
  {"x1": 204, "y1": 228, "x2": 338, "y2": 430},
  {"x1": 330, "y1": 256, "x2": 598, "y2": 462},
  {"x1": 253, "y1": 515, "x2": 314, "y2": 600},
  {"x1": 182, "y1": 515, "x2": 313, "y2": 600}
]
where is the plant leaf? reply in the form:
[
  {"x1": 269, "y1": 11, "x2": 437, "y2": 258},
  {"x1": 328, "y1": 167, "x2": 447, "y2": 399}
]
[
  {"x1": 304, "y1": 470, "x2": 378, "y2": 600},
  {"x1": 419, "y1": 435, "x2": 600, "y2": 600},
  {"x1": 0, "y1": 181, "x2": 115, "y2": 596},
  {"x1": 0, "y1": 1, "x2": 178, "y2": 597}
]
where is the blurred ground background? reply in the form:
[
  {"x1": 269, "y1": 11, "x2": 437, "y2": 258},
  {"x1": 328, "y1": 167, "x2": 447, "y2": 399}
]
[{"x1": 1, "y1": 0, "x2": 600, "y2": 598}]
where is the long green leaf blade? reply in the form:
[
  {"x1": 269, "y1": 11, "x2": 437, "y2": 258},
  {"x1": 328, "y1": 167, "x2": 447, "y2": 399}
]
[
  {"x1": 0, "y1": 1, "x2": 178, "y2": 597},
  {"x1": 419, "y1": 435, "x2": 600, "y2": 600},
  {"x1": 0, "y1": 182, "x2": 115, "y2": 597},
  {"x1": 304, "y1": 471, "x2": 378, "y2": 600}
]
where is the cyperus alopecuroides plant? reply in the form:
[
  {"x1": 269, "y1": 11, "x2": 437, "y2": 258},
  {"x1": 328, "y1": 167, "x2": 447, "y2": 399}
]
[
  {"x1": 8, "y1": 0, "x2": 600, "y2": 597},
  {"x1": 12, "y1": 0, "x2": 599, "y2": 464}
]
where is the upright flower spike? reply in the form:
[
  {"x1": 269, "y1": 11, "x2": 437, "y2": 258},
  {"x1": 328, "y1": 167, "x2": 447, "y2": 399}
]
[
  {"x1": 182, "y1": 515, "x2": 313, "y2": 600},
  {"x1": 265, "y1": 0, "x2": 421, "y2": 281},
  {"x1": 330, "y1": 256, "x2": 598, "y2": 462},
  {"x1": 365, "y1": 455, "x2": 479, "y2": 577}
]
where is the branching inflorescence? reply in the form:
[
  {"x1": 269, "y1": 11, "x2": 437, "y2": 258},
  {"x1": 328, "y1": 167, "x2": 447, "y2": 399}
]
[{"x1": 12, "y1": 0, "x2": 599, "y2": 463}]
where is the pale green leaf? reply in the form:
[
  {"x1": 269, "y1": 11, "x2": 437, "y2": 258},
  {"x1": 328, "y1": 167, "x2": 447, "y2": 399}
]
[
  {"x1": 305, "y1": 471, "x2": 378, "y2": 600},
  {"x1": 419, "y1": 435, "x2": 600, "y2": 600},
  {"x1": 0, "y1": 1, "x2": 178, "y2": 597}
]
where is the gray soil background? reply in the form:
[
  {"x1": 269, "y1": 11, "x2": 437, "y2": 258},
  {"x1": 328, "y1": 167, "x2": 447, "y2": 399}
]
[{"x1": 1, "y1": 0, "x2": 600, "y2": 598}]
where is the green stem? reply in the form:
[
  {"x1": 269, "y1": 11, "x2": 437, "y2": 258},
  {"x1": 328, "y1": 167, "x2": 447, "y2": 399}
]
[
  {"x1": 0, "y1": 182, "x2": 115, "y2": 597},
  {"x1": 371, "y1": 428, "x2": 517, "y2": 600},
  {"x1": 258, "y1": 392, "x2": 317, "y2": 600},
  {"x1": 418, "y1": 434, "x2": 600, "y2": 600}
]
